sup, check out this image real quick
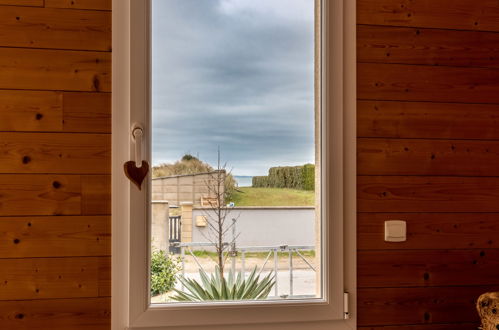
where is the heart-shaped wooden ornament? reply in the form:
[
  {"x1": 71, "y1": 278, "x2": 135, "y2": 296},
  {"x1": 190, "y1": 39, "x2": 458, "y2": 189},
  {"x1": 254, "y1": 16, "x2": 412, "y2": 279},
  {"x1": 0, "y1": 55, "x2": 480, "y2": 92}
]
[{"x1": 124, "y1": 160, "x2": 149, "y2": 190}]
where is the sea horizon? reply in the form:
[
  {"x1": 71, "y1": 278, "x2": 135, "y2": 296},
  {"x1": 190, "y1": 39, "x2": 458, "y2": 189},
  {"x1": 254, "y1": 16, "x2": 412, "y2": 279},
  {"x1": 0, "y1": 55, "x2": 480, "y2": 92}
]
[{"x1": 234, "y1": 175, "x2": 254, "y2": 187}]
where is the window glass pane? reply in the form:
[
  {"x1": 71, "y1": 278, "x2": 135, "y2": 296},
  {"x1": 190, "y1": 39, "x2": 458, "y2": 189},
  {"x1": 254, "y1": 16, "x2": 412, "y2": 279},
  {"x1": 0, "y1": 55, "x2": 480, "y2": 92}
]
[{"x1": 150, "y1": 0, "x2": 322, "y2": 304}]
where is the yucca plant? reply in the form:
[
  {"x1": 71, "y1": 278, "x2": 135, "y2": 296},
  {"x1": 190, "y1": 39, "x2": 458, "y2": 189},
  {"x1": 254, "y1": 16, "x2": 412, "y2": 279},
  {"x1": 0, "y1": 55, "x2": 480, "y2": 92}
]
[{"x1": 171, "y1": 266, "x2": 275, "y2": 301}]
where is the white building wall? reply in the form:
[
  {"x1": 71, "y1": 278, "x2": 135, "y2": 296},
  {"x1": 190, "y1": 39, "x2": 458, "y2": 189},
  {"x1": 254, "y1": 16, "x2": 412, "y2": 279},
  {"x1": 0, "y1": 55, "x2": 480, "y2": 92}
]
[{"x1": 192, "y1": 207, "x2": 315, "y2": 247}]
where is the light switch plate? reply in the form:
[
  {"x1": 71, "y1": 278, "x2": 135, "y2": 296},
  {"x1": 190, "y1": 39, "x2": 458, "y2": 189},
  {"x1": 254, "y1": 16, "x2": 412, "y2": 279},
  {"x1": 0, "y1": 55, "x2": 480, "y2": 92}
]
[{"x1": 385, "y1": 220, "x2": 406, "y2": 242}]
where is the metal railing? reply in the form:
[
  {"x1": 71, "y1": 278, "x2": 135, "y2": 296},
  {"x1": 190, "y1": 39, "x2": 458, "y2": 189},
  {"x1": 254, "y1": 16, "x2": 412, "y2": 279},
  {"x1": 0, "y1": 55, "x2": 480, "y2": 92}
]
[{"x1": 175, "y1": 241, "x2": 316, "y2": 298}]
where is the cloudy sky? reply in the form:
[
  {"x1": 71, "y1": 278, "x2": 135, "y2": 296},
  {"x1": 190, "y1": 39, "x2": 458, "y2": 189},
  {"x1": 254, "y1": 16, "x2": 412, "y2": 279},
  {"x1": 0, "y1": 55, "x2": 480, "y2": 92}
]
[{"x1": 152, "y1": 0, "x2": 315, "y2": 176}]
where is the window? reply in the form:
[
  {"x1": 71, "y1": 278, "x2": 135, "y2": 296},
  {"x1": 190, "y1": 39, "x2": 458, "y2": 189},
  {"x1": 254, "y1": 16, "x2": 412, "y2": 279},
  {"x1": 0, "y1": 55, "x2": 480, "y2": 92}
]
[
  {"x1": 151, "y1": 0, "x2": 321, "y2": 304},
  {"x1": 112, "y1": 0, "x2": 356, "y2": 328}
]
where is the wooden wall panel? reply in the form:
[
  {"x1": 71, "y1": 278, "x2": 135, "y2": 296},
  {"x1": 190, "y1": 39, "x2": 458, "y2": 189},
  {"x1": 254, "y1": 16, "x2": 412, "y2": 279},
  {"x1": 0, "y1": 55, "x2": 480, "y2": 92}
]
[
  {"x1": 358, "y1": 0, "x2": 499, "y2": 32},
  {"x1": 0, "y1": 91, "x2": 110, "y2": 133},
  {"x1": 357, "y1": 1, "x2": 499, "y2": 327},
  {"x1": 358, "y1": 286, "x2": 499, "y2": 326},
  {"x1": 0, "y1": 133, "x2": 110, "y2": 174},
  {"x1": 0, "y1": 48, "x2": 111, "y2": 92},
  {"x1": 98, "y1": 257, "x2": 111, "y2": 297},
  {"x1": 0, "y1": 90, "x2": 63, "y2": 132},
  {"x1": 358, "y1": 213, "x2": 499, "y2": 250},
  {"x1": 360, "y1": 323, "x2": 476, "y2": 330},
  {"x1": 0, "y1": 6, "x2": 111, "y2": 51},
  {"x1": 45, "y1": 0, "x2": 112, "y2": 11},
  {"x1": 0, "y1": 0, "x2": 42, "y2": 6},
  {"x1": 358, "y1": 176, "x2": 499, "y2": 213},
  {"x1": 0, "y1": 174, "x2": 109, "y2": 219},
  {"x1": 0, "y1": 216, "x2": 110, "y2": 258},
  {"x1": 358, "y1": 100, "x2": 499, "y2": 140},
  {"x1": 81, "y1": 175, "x2": 111, "y2": 215},
  {"x1": 358, "y1": 63, "x2": 499, "y2": 104},
  {"x1": 358, "y1": 138, "x2": 499, "y2": 176},
  {"x1": 0, "y1": 298, "x2": 110, "y2": 330},
  {"x1": 0, "y1": 1, "x2": 111, "y2": 327},
  {"x1": 0, "y1": 174, "x2": 81, "y2": 216},
  {"x1": 358, "y1": 25, "x2": 499, "y2": 68},
  {"x1": 0, "y1": 257, "x2": 108, "y2": 300},
  {"x1": 358, "y1": 249, "x2": 499, "y2": 288},
  {"x1": 63, "y1": 92, "x2": 111, "y2": 133}
]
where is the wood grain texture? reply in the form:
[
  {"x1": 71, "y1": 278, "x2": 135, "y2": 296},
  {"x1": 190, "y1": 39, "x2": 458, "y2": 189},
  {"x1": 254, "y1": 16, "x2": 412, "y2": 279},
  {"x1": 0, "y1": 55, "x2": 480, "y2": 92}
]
[
  {"x1": 358, "y1": 100, "x2": 499, "y2": 140},
  {"x1": 0, "y1": 174, "x2": 81, "y2": 216},
  {"x1": 98, "y1": 257, "x2": 110, "y2": 297},
  {"x1": 357, "y1": 0, "x2": 499, "y2": 328},
  {"x1": 0, "y1": 90, "x2": 62, "y2": 132},
  {"x1": 0, "y1": 297, "x2": 110, "y2": 329},
  {"x1": 358, "y1": 0, "x2": 499, "y2": 32},
  {"x1": 358, "y1": 249, "x2": 499, "y2": 288},
  {"x1": 0, "y1": 0, "x2": 42, "y2": 6},
  {"x1": 358, "y1": 63, "x2": 499, "y2": 104},
  {"x1": 0, "y1": 6, "x2": 111, "y2": 51},
  {"x1": 358, "y1": 176, "x2": 499, "y2": 213},
  {"x1": 81, "y1": 175, "x2": 110, "y2": 215},
  {"x1": 0, "y1": 133, "x2": 110, "y2": 174},
  {"x1": 0, "y1": 48, "x2": 111, "y2": 92},
  {"x1": 358, "y1": 286, "x2": 497, "y2": 326},
  {"x1": 358, "y1": 25, "x2": 499, "y2": 68},
  {"x1": 0, "y1": 257, "x2": 108, "y2": 300},
  {"x1": 358, "y1": 213, "x2": 499, "y2": 250},
  {"x1": 0, "y1": 1, "x2": 112, "y2": 328},
  {"x1": 0, "y1": 91, "x2": 111, "y2": 133},
  {"x1": 45, "y1": 0, "x2": 112, "y2": 10},
  {"x1": 0, "y1": 216, "x2": 110, "y2": 258},
  {"x1": 358, "y1": 138, "x2": 499, "y2": 176},
  {"x1": 359, "y1": 323, "x2": 478, "y2": 330},
  {"x1": 63, "y1": 92, "x2": 111, "y2": 133}
]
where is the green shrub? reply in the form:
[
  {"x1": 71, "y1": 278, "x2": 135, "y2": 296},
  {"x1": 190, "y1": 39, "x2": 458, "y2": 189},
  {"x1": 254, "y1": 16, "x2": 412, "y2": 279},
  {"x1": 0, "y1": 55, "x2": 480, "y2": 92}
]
[
  {"x1": 151, "y1": 250, "x2": 181, "y2": 296},
  {"x1": 253, "y1": 164, "x2": 315, "y2": 190},
  {"x1": 181, "y1": 154, "x2": 195, "y2": 161},
  {"x1": 171, "y1": 266, "x2": 275, "y2": 301}
]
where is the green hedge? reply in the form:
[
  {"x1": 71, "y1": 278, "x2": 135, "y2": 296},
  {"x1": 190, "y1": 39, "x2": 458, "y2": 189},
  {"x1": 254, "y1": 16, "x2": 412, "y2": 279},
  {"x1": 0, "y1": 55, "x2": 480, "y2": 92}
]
[
  {"x1": 302, "y1": 164, "x2": 315, "y2": 190},
  {"x1": 252, "y1": 164, "x2": 315, "y2": 190},
  {"x1": 252, "y1": 176, "x2": 269, "y2": 188}
]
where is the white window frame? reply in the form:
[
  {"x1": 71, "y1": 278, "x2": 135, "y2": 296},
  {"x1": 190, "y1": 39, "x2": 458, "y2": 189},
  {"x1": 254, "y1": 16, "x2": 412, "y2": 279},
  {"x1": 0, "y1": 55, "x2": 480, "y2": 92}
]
[{"x1": 112, "y1": 0, "x2": 356, "y2": 329}]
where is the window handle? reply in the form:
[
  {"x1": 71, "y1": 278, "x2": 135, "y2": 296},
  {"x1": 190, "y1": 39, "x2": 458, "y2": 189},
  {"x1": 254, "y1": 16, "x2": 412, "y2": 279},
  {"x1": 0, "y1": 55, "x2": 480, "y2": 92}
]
[
  {"x1": 132, "y1": 125, "x2": 144, "y2": 168},
  {"x1": 123, "y1": 124, "x2": 149, "y2": 190}
]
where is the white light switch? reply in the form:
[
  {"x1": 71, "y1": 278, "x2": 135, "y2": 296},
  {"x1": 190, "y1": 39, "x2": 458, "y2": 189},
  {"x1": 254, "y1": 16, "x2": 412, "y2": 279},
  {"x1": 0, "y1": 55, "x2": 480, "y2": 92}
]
[{"x1": 385, "y1": 220, "x2": 406, "y2": 242}]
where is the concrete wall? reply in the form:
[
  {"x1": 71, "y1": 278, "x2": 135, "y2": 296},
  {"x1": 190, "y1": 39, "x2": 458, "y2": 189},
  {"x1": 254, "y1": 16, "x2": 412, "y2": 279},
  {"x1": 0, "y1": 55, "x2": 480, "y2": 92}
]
[
  {"x1": 192, "y1": 207, "x2": 316, "y2": 248},
  {"x1": 151, "y1": 201, "x2": 169, "y2": 252},
  {"x1": 152, "y1": 171, "x2": 225, "y2": 207}
]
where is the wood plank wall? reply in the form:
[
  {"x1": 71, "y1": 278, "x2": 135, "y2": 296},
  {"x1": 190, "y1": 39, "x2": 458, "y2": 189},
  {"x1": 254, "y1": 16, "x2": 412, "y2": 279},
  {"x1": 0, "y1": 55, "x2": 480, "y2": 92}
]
[
  {"x1": 6, "y1": 0, "x2": 499, "y2": 328},
  {"x1": 357, "y1": 0, "x2": 499, "y2": 328},
  {"x1": 0, "y1": 0, "x2": 111, "y2": 329}
]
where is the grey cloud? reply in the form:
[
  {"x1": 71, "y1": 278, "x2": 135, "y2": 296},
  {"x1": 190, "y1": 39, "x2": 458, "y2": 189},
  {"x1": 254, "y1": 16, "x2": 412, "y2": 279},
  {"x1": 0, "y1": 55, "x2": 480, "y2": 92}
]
[{"x1": 152, "y1": 0, "x2": 315, "y2": 175}]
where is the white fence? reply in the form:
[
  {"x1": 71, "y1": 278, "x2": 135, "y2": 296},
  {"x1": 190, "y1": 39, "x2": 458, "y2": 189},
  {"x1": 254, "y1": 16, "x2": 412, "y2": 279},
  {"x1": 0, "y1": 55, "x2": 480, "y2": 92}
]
[{"x1": 176, "y1": 242, "x2": 316, "y2": 298}]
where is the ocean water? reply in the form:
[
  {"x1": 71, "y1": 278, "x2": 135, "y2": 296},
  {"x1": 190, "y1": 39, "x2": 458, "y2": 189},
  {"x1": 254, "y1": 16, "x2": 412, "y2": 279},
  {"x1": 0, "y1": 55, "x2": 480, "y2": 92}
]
[{"x1": 234, "y1": 176, "x2": 253, "y2": 187}]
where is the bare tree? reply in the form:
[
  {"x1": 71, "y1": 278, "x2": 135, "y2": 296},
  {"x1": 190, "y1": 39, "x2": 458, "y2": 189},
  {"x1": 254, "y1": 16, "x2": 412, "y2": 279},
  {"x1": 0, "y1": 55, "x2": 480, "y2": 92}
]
[{"x1": 198, "y1": 150, "x2": 238, "y2": 277}]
